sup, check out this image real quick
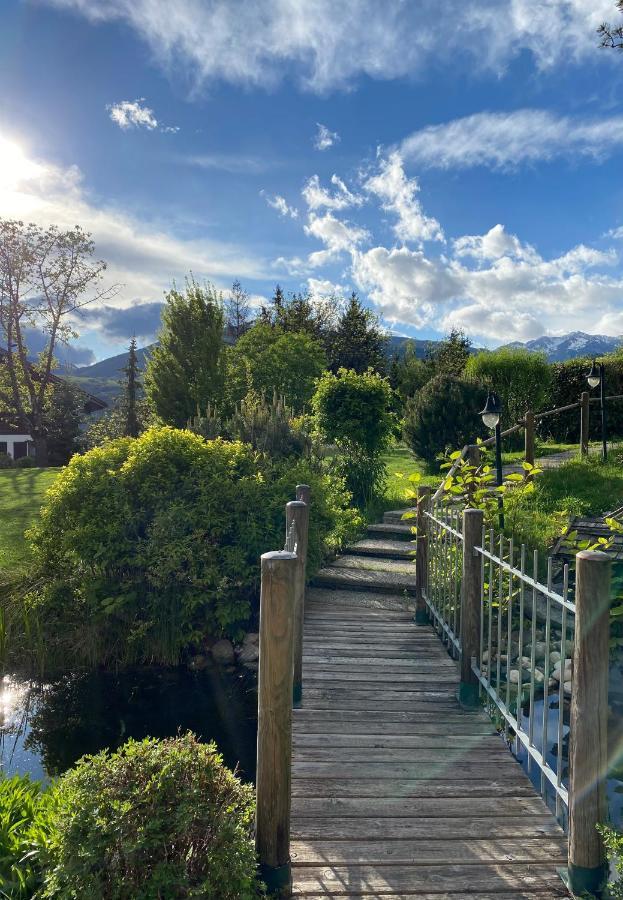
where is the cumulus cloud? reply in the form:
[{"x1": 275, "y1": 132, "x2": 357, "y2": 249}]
[
  {"x1": 364, "y1": 152, "x2": 443, "y2": 244},
  {"x1": 41, "y1": 0, "x2": 614, "y2": 93},
  {"x1": 0, "y1": 131, "x2": 268, "y2": 347},
  {"x1": 400, "y1": 109, "x2": 623, "y2": 170},
  {"x1": 262, "y1": 192, "x2": 299, "y2": 218},
  {"x1": 314, "y1": 123, "x2": 340, "y2": 150},
  {"x1": 304, "y1": 212, "x2": 369, "y2": 264},
  {"x1": 302, "y1": 174, "x2": 363, "y2": 211},
  {"x1": 77, "y1": 301, "x2": 165, "y2": 342},
  {"x1": 107, "y1": 98, "x2": 179, "y2": 133}
]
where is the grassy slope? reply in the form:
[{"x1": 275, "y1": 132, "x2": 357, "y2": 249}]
[
  {"x1": 0, "y1": 468, "x2": 60, "y2": 583},
  {"x1": 381, "y1": 445, "x2": 440, "y2": 510}
]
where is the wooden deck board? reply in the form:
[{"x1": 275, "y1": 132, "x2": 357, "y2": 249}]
[{"x1": 291, "y1": 577, "x2": 568, "y2": 897}]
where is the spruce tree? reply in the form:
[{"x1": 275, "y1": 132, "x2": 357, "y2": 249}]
[
  {"x1": 329, "y1": 293, "x2": 387, "y2": 374},
  {"x1": 145, "y1": 279, "x2": 226, "y2": 427},
  {"x1": 123, "y1": 337, "x2": 141, "y2": 438}
]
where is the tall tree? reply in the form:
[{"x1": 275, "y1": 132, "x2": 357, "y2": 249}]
[
  {"x1": 598, "y1": 2, "x2": 623, "y2": 49},
  {"x1": 329, "y1": 293, "x2": 387, "y2": 374},
  {"x1": 226, "y1": 280, "x2": 251, "y2": 339},
  {"x1": 145, "y1": 279, "x2": 226, "y2": 427},
  {"x1": 123, "y1": 337, "x2": 141, "y2": 438},
  {"x1": 0, "y1": 219, "x2": 111, "y2": 465},
  {"x1": 426, "y1": 328, "x2": 471, "y2": 378}
]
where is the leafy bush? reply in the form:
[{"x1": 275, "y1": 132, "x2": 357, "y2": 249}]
[
  {"x1": 0, "y1": 453, "x2": 14, "y2": 468},
  {"x1": 14, "y1": 457, "x2": 36, "y2": 468},
  {"x1": 403, "y1": 375, "x2": 486, "y2": 465},
  {"x1": 41, "y1": 733, "x2": 258, "y2": 900},
  {"x1": 465, "y1": 348, "x2": 552, "y2": 442},
  {"x1": 544, "y1": 355, "x2": 623, "y2": 442},
  {"x1": 312, "y1": 369, "x2": 394, "y2": 505},
  {"x1": 598, "y1": 824, "x2": 623, "y2": 898},
  {"x1": 0, "y1": 772, "x2": 54, "y2": 898},
  {"x1": 25, "y1": 427, "x2": 361, "y2": 668}
]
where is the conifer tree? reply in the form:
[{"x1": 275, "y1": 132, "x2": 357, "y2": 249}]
[
  {"x1": 123, "y1": 337, "x2": 141, "y2": 438},
  {"x1": 329, "y1": 293, "x2": 387, "y2": 374}
]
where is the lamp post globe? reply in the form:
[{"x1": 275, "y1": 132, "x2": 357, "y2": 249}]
[
  {"x1": 480, "y1": 391, "x2": 502, "y2": 431},
  {"x1": 587, "y1": 360, "x2": 601, "y2": 390}
]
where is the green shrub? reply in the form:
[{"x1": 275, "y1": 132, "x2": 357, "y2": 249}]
[
  {"x1": 0, "y1": 453, "x2": 14, "y2": 468},
  {"x1": 25, "y1": 427, "x2": 361, "y2": 668},
  {"x1": 598, "y1": 824, "x2": 623, "y2": 898},
  {"x1": 41, "y1": 733, "x2": 258, "y2": 900},
  {"x1": 0, "y1": 772, "x2": 54, "y2": 898},
  {"x1": 13, "y1": 457, "x2": 36, "y2": 469},
  {"x1": 403, "y1": 375, "x2": 486, "y2": 465},
  {"x1": 544, "y1": 355, "x2": 623, "y2": 443}
]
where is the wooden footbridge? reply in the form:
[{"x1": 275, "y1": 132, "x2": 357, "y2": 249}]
[{"x1": 255, "y1": 489, "x2": 613, "y2": 899}]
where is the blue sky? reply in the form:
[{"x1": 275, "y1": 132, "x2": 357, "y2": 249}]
[{"x1": 3, "y1": 0, "x2": 623, "y2": 363}]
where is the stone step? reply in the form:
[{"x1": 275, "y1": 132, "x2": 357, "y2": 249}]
[
  {"x1": 312, "y1": 555, "x2": 417, "y2": 596},
  {"x1": 383, "y1": 508, "x2": 416, "y2": 525},
  {"x1": 347, "y1": 537, "x2": 415, "y2": 560},
  {"x1": 305, "y1": 586, "x2": 413, "y2": 613},
  {"x1": 366, "y1": 522, "x2": 414, "y2": 541}
]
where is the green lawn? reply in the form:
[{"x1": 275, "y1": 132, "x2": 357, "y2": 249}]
[
  {"x1": 500, "y1": 441, "x2": 579, "y2": 465},
  {"x1": 381, "y1": 445, "x2": 439, "y2": 510},
  {"x1": 0, "y1": 468, "x2": 60, "y2": 584}
]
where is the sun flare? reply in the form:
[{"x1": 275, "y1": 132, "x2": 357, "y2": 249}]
[{"x1": 0, "y1": 135, "x2": 44, "y2": 193}]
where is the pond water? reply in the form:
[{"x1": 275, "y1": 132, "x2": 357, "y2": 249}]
[{"x1": 0, "y1": 662, "x2": 258, "y2": 784}]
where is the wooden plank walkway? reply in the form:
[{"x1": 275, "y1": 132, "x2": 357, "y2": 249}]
[{"x1": 290, "y1": 522, "x2": 569, "y2": 898}]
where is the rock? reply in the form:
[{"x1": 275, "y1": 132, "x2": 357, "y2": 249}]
[
  {"x1": 211, "y1": 639, "x2": 235, "y2": 665},
  {"x1": 549, "y1": 651, "x2": 561, "y2": 665},
  {"x1": 238, "y1": 632, "x2": 260, "y2": 666},
  {"x1": 549, "y1": 678, "x2": 558, "y2": 689},
  {"x1": 533, "y1": 641, "x2": 548, "y2": 660},
  {"x1": 509, "y1": 669, "x2": 521, "y2": 684},
  {"x1": 520, "y1": 656, "x2": 532, "y2": 668},
  {"x1": 188, "y1": 654, "x2": 209, "y2": 671},
  {"x1": 533, "y1": 670, "x2": 545, "y2": 684},
  {"x1": 563, "y1": 680, "x2": 573, "y2": 697}
]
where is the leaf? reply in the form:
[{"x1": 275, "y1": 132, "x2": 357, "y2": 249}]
[
  {"x1": 449, "y1": 450, "x2": 462, "y2": 460},
  {"x1": 401, "y1": 511, "x2": 416, "y2": 520},
  {"x1": 505, "y1": 473, "x2": 524, "y2": 482},
  {"x1": 408, "y1": 473, "x2": 422, "y2": 483}
]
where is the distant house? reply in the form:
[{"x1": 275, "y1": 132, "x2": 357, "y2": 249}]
[{"x1": 0, "y1": 349, "x2": 107, "y2": 460}]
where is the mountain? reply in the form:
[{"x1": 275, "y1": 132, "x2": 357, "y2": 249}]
[
  {"x1": 71, "y1": 344, "x2": 155, "y2": 379},
  {"x1": 504, "y1": 332, "x2": 622, "y2": 362}
]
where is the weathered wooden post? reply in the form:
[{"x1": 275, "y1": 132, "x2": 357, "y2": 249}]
[
  {"x1": 458, "y1": 508, "x2": 484, "y2": 708},
  {"x1": 256, "y1": 550, "x2": 297, "y2": 896},
  {"x1": 415, "y1": 485, "x2": 431, "y2": 625},
  {"x1": 580, "y1": 391, "x2": 590, "y2": 457},
  {"x1": 567, "y1": 549, "x2": 611, "y2": 897},
  {"x1": 287, "y1": 494, "x2": 309, "y2": 707},
  {"x1": 524, "y1": 410, "x2": 535, "y2": 468}
]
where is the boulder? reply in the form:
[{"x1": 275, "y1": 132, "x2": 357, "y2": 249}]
[
  {"x1": 238, "y1": 632, "x2": 260, "y2": 666},
  {"x1": 211, "y1": 639, "x2": 235, "y2": 665},
  {"x1": 188, "y1": 654, "x2": 209, "y2": 671}
]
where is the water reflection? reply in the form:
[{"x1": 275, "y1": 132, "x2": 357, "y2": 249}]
[{"x1": 1, "y1": 663, "x2": 258, "y2": 783}]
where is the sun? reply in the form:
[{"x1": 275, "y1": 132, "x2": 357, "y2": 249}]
[{"x1": 0, "y1": 135, "x2": 44, "y2": 193}]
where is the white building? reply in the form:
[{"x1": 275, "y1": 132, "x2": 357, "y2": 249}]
[{"x1": 0, "y1": 428, "x2": 35, "y2": 460}]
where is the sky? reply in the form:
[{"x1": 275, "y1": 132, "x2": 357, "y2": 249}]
[{"x1": 3, "y1": 0, "x2": 623, "y2": 364}]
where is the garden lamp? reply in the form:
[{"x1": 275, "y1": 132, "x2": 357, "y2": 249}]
[
  {"x1": 480, "y1": 390, "x2": 504, "y2": 529},
  {"x1": 587, "y1": 359, "x2": 607, "y2": 461},
  {"x1": 587, "y1": 360, "x2": 601, "y2": 390},
  {"x1": 480, "y1": 391, "x2": 502, "y2": 430}
]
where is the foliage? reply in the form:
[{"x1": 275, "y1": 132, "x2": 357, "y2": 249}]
[
  {"x1": 465, "y1": 347, "x2": 552, "y2": 437},
  {"x1": 81, "y1": 398, "x2": 155, "y2": 450},
  {"x1": 258, "y1": 284, "x2": 338, "y2": 343},
  {"x1": 14, "y1": 457, "x2": 36, "y2": 468},
  {"x1": 390, "y1": 341, "x2": 430, "y2": 400},
  {"x1": 544, "y1": 355, "x2": 623, "y2": 442},
  {"x1": 145, "y1": 279, "x2": 226, "y2": 427},
  {"x1": 0, "y1": 219, "x2": 111, "y2": 465},
  {"x1": 403, "y1": 375, "x2": 486, "y2": 465},
  {"x1": 328, "y1": 293, "x2": 387, "y2": 375},
  {"x1": 598, "y1": 824, "x2": 623, "y2": 898},
  {"x1": 313, "y1": 368, "x2": 394, "y2": 455},
  {"x1": 426, "y1": 328, "x2": 471, "y2": 378},
  {"x1": 122, "y1": 338, "x2": 141, "y2": 438},
  {"x1": 24, "y1": 427, "x2": 360, "y2": 669},
  {"x1": 43, "y1": 380, "x2": 86, "y2": 466},
  {"x1": 598, "y1": 2, "x2": 623, "y2": 51},
  {"x1": 225, "y1": 279, "x2": 251, "y2": 339},
  {"x1": 40, "y1": 733, "x2": 258, "y2": 900},
  {"x1": 0, "y1": 772, "x2": 55, "y2": 899},
  {"x1": 227, "y1": 324, "x2": 327, "y2": 413},
  {"x1": 0, "y1": 453, "x2": 13, "y2": 468}
]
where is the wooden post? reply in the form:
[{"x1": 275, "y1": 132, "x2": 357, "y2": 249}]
[
  {"x1": 567, "y1": 549, "x2": 611, "y2": 897},
  {"x1": 415, "y1": 486, "x2": 431, "y2": 625},
  {"x1": 458, "y1": 508, "x2": 484, "y2": 708},
  {"x1": 256, "y1": 550, "x2": 297, "y2": 896},
  {"x1": 287, "y1": 497, "x2": 309, "y2": 707},
  {"x1": 580, "y1": 391, "x2": 590, "y2": 457},
  {"x1": 524, "y1": 410, "x2": 535, "y2": 469}
]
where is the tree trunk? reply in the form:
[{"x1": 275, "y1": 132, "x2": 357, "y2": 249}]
[{"x1": 33, "y1": 435, "x2": 49, "y2": 467}]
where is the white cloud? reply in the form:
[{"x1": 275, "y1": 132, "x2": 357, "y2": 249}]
[
  {"x1": 107, "y1": 98, "x2": 179, "y2": 133},
  {"x1": 304, "y1": 212, "x2": 369, "y2": 263},
  {"x1": 262, "y1": 192, "x2": 299, "y2": 218},
  {"x1": 314, "y1": 123, "x2": 340, "y2": 150},
  {"x1": 302, "y1": 174, "x2": 363, "y2": 211},
  {"x1": 307, "y1": 277, "x2": 348, "y2": 298},
  {"x1": 401, "y1": 109, "x2": 623, "y2": 171},
  {"x1": 453, "y1": 224, "x2": 540, "y2": 264},
  {"x1": 42, "y1": 0, "x2": 615, "y2": 93},
  {"x1": 364, "y1": 152, "x2": 444, "y2": 244},
  {"x1": 0, "y1": 131, "x2": 268, "y2": 347}
]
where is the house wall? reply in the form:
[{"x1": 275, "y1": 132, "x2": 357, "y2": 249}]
[{"x1": 0, "y1": 434, "x2": 34, "y2": 459}]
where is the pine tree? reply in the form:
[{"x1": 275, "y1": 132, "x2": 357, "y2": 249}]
[
  {"x1": 123, "y1": 337, "x2": 141, "y2": 438},
  {"x1": 329, "y1": 293, "x2": 387, "y2": 374},
  {"x1": 145, "y1": 279, "x2": 226, "y2": 427},
  {"x1": 226, "y1": 280, "x2": 251, "y2": 339}
]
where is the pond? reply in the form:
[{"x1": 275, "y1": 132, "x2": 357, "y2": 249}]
[{"x1": 0, "y1": 662, "x2": 258, "y2": 784}]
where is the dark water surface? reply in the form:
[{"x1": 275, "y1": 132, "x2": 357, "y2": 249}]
[{"x1": 0, "y1": 662, "x2": 258, "y2": 783}]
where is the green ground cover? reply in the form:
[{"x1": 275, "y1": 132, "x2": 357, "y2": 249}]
[
  {"x1": 381, "y1": 444, "x2": 439, "y2": 510},
  {"x1": 500, "y1": 441, "x2": 579, "y2": 465},
  {"x1": 0, "y1": 468, "x2": 60, "y2": 584}
]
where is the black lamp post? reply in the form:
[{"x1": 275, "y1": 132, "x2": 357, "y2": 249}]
[
  {"x1": 480, "y1": 390, "x2": 504, "y2": 529},
  {"x1": 587, "y1": 359, "x2": 607, "y2": 462}
]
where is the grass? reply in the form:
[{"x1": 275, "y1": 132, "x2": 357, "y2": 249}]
[
  {"x1": 380, "y1": 444, "x2": 439, "y2": 511},
  {"x1": 0, "y1": 468, "x2": 60, "y2": 585},
  {"x1": 504, "y1": 454, "x2": 623, "y2": 554},
  {"x1": 500, "y1": 441, "x2": 579, "y2": 465}
]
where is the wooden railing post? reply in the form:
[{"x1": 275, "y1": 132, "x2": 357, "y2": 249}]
[
  {"x1": 567, "y1": 549, "x2": 611, "y2": 896},
  {"x1": 458, "y1": 508, "x2": 484, "y2": 708},
  {"x1": 256, "y1": 550, "x2": 297, "y2": 896},
  {"x1": 415, "y1": 486, "x2": 431, "y2": 625},
  {"x1": 580, "y1": 391, "x2": 590, "y2": 457},
  {"x1": 287, "y1": 494, "x2": 309, "y2": 707},
  {"x1": 524, "y1": 410, "x2": 535, "y2": 468}
]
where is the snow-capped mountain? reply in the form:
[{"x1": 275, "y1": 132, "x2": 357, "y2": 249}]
[{"x1": 504, "y1": 332, "x2": 622, "y2": 362}]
